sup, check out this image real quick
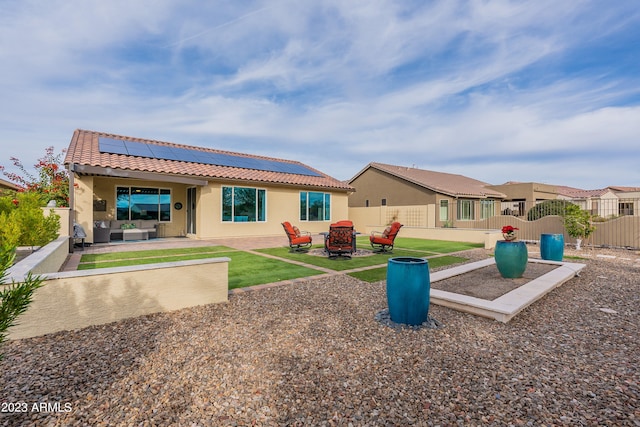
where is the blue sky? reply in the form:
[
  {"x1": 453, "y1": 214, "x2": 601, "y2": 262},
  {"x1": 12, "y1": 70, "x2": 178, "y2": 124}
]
[{"x1": 1, "y1": 0, "x2": 639, "y2": 189}]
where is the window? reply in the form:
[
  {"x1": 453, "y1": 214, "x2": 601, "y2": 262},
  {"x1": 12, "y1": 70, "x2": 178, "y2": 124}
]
[
  {"x1": 619, "y1": 202, "x2": 634, "y2": 216},
  {"x1": 456, "y1": 199, "x2": 475, "y2": 220},
  {"x1": 381, "y1": 198, "x2": 387, "y2": 206},
  {"x1": 365, "y1": 199, "x2": 369, "y2": 207},
  {"x1": 222, "y1": 186, "x2": 266, "y2": 222},
  {"x1": 480, "y1": 200, "x2": 494, "y2": 219},
  {"x1": 439, "y1": 200, "x2": 449, "y2": 221},
  {"x1": 116, "y1": 187, "x2": 171, "y2": 221},
  {"x1": 300, "y1": 191, "x2": 331, "y2": 221}
]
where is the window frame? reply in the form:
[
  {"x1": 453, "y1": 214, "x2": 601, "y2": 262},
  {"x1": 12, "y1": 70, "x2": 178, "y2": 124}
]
[
  {"x1": 299, "y1": 191, "x2": 331, "y2": 222},
  {"x1": 116, "y1": 186, "x2": 172, "y2": 222},
  {"x1": 439, "y1": 200, "x2": 449, "y2": 222},
  {"x1": 456, "y1": 199, "x2": 475, "y2": 221},
  {"x1": 480, "y1": 199, "x2": 495, "y2": 220},
  {"x1": 221, "y1": 186, "x2": 267, "y2": 223}
]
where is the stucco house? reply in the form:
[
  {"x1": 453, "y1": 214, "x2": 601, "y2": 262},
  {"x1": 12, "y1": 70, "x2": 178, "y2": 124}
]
[
  {"x1": 0, "y1": 177, "x2": 20, "y2": 193},
  {"x1": 555, "y1": 186, "x2": 619, "y2": 218},
  {"x1": 607, "y1": 186, "x2": 640, "y2": 216},
  {"x1": 64, "y1": 129, "x2": 353, "y2": 244},
  {"x1": 348, "y1": 162, "x2": 506, "y2": 228},
  {"x1": 485, "y1": 182, "x2": 558, "y2": 216}
]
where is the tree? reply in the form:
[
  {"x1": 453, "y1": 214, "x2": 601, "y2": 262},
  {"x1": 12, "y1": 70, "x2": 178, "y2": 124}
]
[
  {"x1": 0, "y1": 146, "x2": 70, "y2": 207},
  {"x1": 562, "y1": 204, "x2": 596, "y2": 250},
  {"x1": 0, "y1": 244, "x2": 44, "y2": 360}
]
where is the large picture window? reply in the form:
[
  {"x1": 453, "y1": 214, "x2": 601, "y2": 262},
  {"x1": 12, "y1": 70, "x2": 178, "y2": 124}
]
[
  {"x1": 116, "y1": 187, "x2": 171, "y2": 221},
  {"x1": 456, "y1": 199, "x2": 475, "y2": 221},
  {"x1": 222, "y1": 186, "x2": 266, "y2": 222},
  {"x1": 300, "y1": 191, "x2": 331, "y2": 221}
]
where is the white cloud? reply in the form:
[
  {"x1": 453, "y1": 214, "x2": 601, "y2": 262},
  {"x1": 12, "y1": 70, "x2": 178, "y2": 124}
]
[{"x1": 0, "y1": 0, "x2": 639, "y2": 189}]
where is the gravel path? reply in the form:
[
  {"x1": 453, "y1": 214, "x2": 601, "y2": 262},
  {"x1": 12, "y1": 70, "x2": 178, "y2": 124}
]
[{"x1": 1, "y1": 248, "x2": 639, "y2": 426}]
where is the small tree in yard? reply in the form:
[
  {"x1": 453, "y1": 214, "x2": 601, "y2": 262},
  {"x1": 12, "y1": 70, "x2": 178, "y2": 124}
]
[
  {"x1": 0, "y1": 244, "x2": 44, "y2": 360},
  {"x1": 563, "y1": 204, "x2": 596, "y2": 250},
  {"x1": 0, "y1": 146, "x2": 64, "y2": 248},
  {"x1": 1, "y1": 146, "x2": 70, "y2": 207}
]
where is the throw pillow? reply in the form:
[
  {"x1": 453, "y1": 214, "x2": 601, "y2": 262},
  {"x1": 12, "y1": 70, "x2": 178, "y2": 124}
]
[
  {"x1": 382, "y1": 226, "x2": 392, "y2": 238},
  {"x1": 293, "y1": 226, "x2": 301, "y2": 237}
]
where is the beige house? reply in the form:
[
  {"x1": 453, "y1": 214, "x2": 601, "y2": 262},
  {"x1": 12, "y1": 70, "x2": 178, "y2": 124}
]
[
  {"x1": 348, "y1": 162, "x2": 506, "y2": 228},
  {"x1": 64, "y1": 129, "x2": 353, "y2": 243},
  {"x1": 0, "y1": 177, "x2": 20, "y2": 193},
  {"x1": 485, "y1": 182, "x2": 557, "y2": 216},
  {"x1": 555, "y1": 186, "x2": 619, "y2": 218},
  {"x1": 608, "y1": 186, "x2": 640, "y2": 217}
]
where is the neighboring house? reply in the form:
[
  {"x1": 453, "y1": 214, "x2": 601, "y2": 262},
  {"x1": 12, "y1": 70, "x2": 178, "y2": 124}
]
[
  {"x1": 485, "y1": 182, "x2": 558, "y2": 216},
  {"x1": 487, "y1": 182, "x2": 629, "y2": 219},
  {"x1": 555, "y1": 186, "x2": 619, "y2": 218},
  {"x1": 348, "y1": 162, "x2": 506, "y2": 228},
  {"x1": 607, "y1": 186, "x2": 640, "y2": 216},
  {"x1": 64, "y1": 129, "x2": 354, "y2": 243},
  {"x1": 0, "y1": 177, "x2": 20, "y2": 193}
]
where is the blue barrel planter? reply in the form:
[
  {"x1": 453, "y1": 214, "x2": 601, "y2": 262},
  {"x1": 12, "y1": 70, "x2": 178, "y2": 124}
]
[
  {"x1": 540, "y1": 233, "x2": 564, "y2": 261},
  {"x1": 494, "y1": 241, "x2": 528, "y2": 278},
  {"x1": 386, "y1": 257, "x2": 430, "y2": 326}
]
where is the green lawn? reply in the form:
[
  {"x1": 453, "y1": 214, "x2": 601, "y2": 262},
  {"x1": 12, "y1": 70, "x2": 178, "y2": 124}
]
[
  {"x1": 257, "y1": 238, "x2": 481, "y2": 272},
  {"x1": 347, "y1": 255, "x2": 467, "y2": 283},
  {"x1": 255, "y1": 247, "x2": 433, "y2": 271},
  {"x1": 78, "y1": 246, "x2": 323, "y2": 289},
  {"x1": 78, "y1": 246, "x2": 234, "y2": 264},
  {"x1": 76, "y1": 238, "x2": 483, "y2": 289},
  {"x1": 355, "y1": 236, "x2": 483, "y2": 253}
]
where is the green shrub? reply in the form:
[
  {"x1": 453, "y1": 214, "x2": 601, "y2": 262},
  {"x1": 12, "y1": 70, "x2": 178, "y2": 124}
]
[
  {"x1": 527, "y1": 200, "x2": 573, "y2": 221},
  {"x1": 0, "y1": 192, "x2": 60, "y2": 248}
]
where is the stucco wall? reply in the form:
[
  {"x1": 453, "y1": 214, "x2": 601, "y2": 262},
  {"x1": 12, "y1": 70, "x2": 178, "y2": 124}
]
[
  {"x1": 42, "y1": 207, "x2": 71, "y2": 237},
  {"x1": 349, "y1": 168, "x2": 436, "y2": 207},
  {"x1": 197, "y1": 184, "x2": 350, "y2": 238},
  {"x1": 349, "y1": 205, "x2": 435, "y2": 230},
  {"x1": 8, "y1": 236, "x2": 69, "y2": 279},
  {"x1": 74, "y1": 174, "x2": 350, "y2": 240},
  {"x1": 6, "y1": 258, "x2": 230, "y2": 340}
]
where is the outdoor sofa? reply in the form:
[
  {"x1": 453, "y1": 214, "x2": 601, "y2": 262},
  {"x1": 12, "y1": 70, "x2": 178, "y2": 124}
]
[{"x1": 94, "y1": 220, "x2": 159, "y2": 242}]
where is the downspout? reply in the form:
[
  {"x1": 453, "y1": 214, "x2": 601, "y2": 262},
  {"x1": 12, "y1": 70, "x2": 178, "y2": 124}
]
[{"x1": 67, "y1": 164, "x2": 76, "y2": 253}]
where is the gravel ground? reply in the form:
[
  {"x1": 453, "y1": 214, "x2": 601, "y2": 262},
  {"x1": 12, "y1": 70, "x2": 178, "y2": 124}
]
[{"x1": 1, "y1": 247, "x2": 639, "y2": 426}]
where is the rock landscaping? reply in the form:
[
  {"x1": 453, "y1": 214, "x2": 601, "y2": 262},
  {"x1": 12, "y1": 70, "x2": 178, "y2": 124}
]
[{"x1": 0, "y1": 247, "x2": 638, "y2": 426}]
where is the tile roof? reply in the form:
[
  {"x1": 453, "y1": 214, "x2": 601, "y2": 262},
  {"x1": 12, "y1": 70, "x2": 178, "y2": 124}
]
[
  {"x1": 607, "y1": 186, "x2": 640, "y2": 193},
  {"x1": 351, "y1": 162, "x2": 506, "y2": 198},
  {"x1": 64, "y1": 129, "x2": 353, "y2": 191},
  {"x1": 555, "y1": 185, "x2": 611, "y2": 198},
  {"x1": 0, "y1": 178, "x2": 20, "y2": 191}
]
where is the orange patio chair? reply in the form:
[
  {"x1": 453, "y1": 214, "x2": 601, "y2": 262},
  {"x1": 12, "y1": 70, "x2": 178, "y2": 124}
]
[
  {"x1": 324, "y1": 221, "x2": 356, "y2": 258},
  {"x1": 282, "y1": 221, "x2": 312, "y2": 251},
  {"x1": 370, "y1": 222, "x2": 403, "y2": 252}
]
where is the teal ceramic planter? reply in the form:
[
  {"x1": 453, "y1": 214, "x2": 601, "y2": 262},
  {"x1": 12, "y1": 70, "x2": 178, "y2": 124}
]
[
  {"x1": 540, "y1": 233, "x2": 564, "y2": 261},
  {"x1": 386, "y1": 257, "x2": 430, "y2": 326},
  {"x1": 494, "y1": 241, "x2": 528, "y2": 278}
]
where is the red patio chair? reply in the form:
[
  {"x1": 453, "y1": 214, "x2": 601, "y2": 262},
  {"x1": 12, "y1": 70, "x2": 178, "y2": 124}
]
[
  {"x1": 370, "y1": 222, "x2": 403, "y2": 252},
  {"x1": 282, "y1": 221, "x2": 312, "y2": 251},
  {"x1": 324, "y1": 221, "x2": 355, "y2": 258}
]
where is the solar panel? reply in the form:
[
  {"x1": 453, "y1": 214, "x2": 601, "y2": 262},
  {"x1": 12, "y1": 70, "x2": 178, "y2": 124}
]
[
  {"x1": 98, "y1": 138, "x2": 129, "y2": 155},
  {"x1": 98, "y1": 137, "x2": 322, "y2": 176},
  {"x1": 124, "y1": 141, "x2": 154, "y2": 157}
]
